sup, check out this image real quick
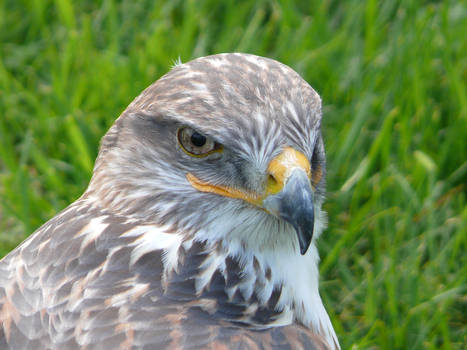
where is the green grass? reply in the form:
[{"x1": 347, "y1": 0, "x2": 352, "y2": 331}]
[{"x1": 0, "y1": 0, "x2": 466, "y2": 348}]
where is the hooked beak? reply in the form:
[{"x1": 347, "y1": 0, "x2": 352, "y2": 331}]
[
  {"x1": 186, "y1": 147, "x2": 318, "y2": 255},
  {"x1": 262, "y1": 168, "x2": 314, "y2": 255}
]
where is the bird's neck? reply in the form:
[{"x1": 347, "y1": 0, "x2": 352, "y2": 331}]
[
  {"x1": 213, "y1": 239, "x2": 334, "y2": 323},
  {"x1": 155, "y1": 232, "x2": 339, "y2": 348}
]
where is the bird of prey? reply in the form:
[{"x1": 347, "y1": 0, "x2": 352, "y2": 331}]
[{"x1": 0, "y1": 53, "x2": 340, "y2": 349}]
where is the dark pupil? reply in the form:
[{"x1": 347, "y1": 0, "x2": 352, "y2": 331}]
[{"x1": 191, "y1": 132, "x2": 207, "y2": 147}]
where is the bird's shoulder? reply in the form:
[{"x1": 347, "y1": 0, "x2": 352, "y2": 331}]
[{"x1": 0, "y1": 200, "x2": 153, "y2": 348}]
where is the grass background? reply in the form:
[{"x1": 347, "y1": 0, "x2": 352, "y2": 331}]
[{"x1": 0, "y1": 0, "x2": 466, "y2": 348}]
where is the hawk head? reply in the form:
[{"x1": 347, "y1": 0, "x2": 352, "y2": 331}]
[{"x1": 87, "y1": 53, "x2": 327, "y2": 257}]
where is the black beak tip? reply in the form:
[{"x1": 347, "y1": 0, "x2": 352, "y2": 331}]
[{"x1": 296, "y1": 224, "x2": 314, "y2": 255}]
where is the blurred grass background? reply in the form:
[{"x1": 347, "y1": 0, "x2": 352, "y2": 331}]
[{"x1": 0, "y1": 0, "x2": 466, "y2": 348}]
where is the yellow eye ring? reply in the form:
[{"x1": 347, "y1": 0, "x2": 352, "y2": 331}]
[{"x1": 177, "y1": 127, "x2": 223, "y2": 157}]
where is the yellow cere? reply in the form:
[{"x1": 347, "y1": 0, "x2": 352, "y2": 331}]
[{"x1": 266, "y1": 147, "x2": 311, "y2": 194}]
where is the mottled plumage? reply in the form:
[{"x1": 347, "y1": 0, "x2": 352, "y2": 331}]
[{"x1": 0, "y1": 53, "x2": 339, "y2": 349}]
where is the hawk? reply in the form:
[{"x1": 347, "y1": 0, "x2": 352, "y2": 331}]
[{"x1": 0, "y1": 53, "x2": 340, "y2": 349}]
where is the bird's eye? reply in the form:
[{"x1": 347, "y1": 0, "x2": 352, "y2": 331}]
[{"x1": 177, "y1": 127, "x2": 222, "y2": 157}]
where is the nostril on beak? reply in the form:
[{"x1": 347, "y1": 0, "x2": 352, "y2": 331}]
[
  {"x1": 266, "y1": 172, "x2": 283, "y2": 196},
  {"x1": 268, "y1": 174, "x2": 278, "y2": 185}
]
